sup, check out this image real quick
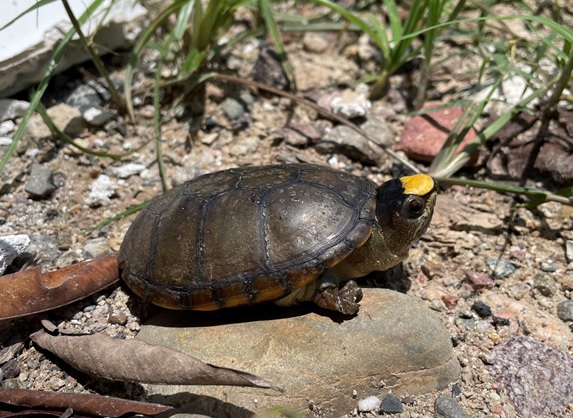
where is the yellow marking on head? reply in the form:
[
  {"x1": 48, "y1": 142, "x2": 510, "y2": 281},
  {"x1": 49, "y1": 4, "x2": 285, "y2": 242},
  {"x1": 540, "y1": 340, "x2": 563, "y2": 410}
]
[{"x1": 400, "y1": 174, "x2": 435, "y2": 196}]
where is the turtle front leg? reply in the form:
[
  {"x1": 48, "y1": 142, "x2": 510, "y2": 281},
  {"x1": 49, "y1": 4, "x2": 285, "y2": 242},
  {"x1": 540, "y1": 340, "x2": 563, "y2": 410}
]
[{"x1": 313, "y1": 280, "x2": 363, "y2": 315}]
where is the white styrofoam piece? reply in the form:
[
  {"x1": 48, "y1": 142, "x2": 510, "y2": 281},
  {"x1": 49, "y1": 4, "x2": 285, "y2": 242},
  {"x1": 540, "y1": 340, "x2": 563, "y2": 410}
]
[{"x1": 0, "y1": 0, "x2": 146, "y2": 97}]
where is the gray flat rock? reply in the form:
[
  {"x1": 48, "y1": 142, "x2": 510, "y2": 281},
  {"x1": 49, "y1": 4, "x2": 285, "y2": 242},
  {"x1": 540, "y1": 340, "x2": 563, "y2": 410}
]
[{"x1": 137, "y1": 289, "x2": 460, "y2": 417}]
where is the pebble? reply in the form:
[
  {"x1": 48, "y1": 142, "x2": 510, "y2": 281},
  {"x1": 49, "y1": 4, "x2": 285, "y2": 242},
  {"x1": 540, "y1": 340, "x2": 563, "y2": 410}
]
[
  {"x1": 82, "y1": 105, "x2": 113, "y2": 126},
  {"x1": 475, "y1": 320, "x2": 491, "y2": 334},
  {"x1": 508, "y1": 282, "x2": 530, "y2": 300},
  {"x1": 566, "y1": 240, "x2": 573, "y2": 263},
  {"x1": 479, "y1": 352, "x2": 495, "y2": 365},
  {"x1": 487, "y1": 391, "x2": 502, "y2": 404},
  {"x1": 221, "y1": 97, "x2": 246, "y2": 122},
  {"x1": 330, "y1": 87, "x2": 371, "y2": 119},
  {"x1": 0, "y1": 234, "x2": 30, "y2": 275},
  {"x1": 464, "y1": 270, "x2": 494, "y2": 288},
  {"x1": 492, "y1": 316, "x2": 510, "y2": 327},
  {"x1": 357, "y1": 34, "x2": 377, "y2": 61},
  {"x1": 556, "y1": 300, "x2": 573, "y2": 322},
  {"x1": 86, "y1": 174, "x2": 117, "y2": 206},
  {"x1": 109, "y1": 311, "x2": 129, "y2": 326},
  {"x1": 200, "y1": 132, "x2": 219, "y2": 146},
  {"x1": 25, "y1": 103, "x2": 86, "y2": 139},
  {"x1": 303, "y1": 32, "x2": 330, "y2": 53},
  {"x1": 109, "y1": 162, "x2": 146, "y2": 179},
  {"x1": 533, "y1": 274, "x2": 557, "y2": 297},
  {"x1": 359, "y1": 114, "x2": 394, "y2": 147},
  {"x1": 540, "y1": 260, "x2": 557, "y2": 272},
  {"x1": 358, "y1": 395, "x2": 381, "y2": 412},
  {"x1": 238, "y1": 91, "x2": 254, "y2": 107},
  {"x1": 49, "y1": 376, "x2": 66, "y2": 390},
  {"x1": 380, "y1": 395, "x2": 403, "y2": 414},
  {"x1": 474, "y1": 73, "x2": 538, "y2": 114},
  {"x1": 397, "y1": 106, "x2": 478, "y2": 164},
  {"x1": 486, "y1": 258, "x2": 516, "y2": 279},
  {"x1": 434, "y1": 394, "x2": 471, "y2": 418},
  {"x1": 83, "y1": 237, "x2": 111, "y2": 259},
  {"x1": 472, "y1": 301, "x2": 492, "y2": 317},
  {"x1": 65, "y1": 83, "x2": 103, "y2": 108},
  {"x1": 490, "y1": 404, "x2": 504, "y2": 414},
  {"x1": 317, "y1": 125, "x2": 383, "y2": 164},
  {"x1": 252, "y1": 47, "x2": 290, "y2": 91},
  {"x1": 1, "y1": 359, "x2": 20, "y2": 379},
  {"x1": 0, "y1": 99, "x2": 30, "y2": 121},
  {"x1": 24, "y1": 163, "x2": 56, "y2": 198},
  {"x1": 0, "y1": 120, "x2": 15, "y2": 135},
  {"x1": 282, "y1": 128, "x2": 309, "y2": 147},
  {"x1": 229, "y1": 136, "x2": 259, "y2": 157}
]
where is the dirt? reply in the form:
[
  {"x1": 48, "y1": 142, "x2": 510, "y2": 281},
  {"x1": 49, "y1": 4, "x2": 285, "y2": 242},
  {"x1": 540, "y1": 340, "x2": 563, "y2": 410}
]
[{"x1": 0, "y1": 5, "x2": 572, "y2": 418}]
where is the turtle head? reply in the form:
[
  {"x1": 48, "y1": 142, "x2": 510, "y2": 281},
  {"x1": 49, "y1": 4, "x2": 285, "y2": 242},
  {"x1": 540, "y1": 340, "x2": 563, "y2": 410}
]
[{"x1": 375, "y1": 173, "x2": 437, "y2": 258}]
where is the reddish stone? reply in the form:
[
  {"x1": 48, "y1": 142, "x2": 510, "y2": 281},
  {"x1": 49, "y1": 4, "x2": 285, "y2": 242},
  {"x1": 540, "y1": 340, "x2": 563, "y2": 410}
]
[
  {"x1": 441, "y1": 294, "x2": 460, "y2": 309},
  {"x1": 397, "y1": 105, "x2": 479, "y2": 165},
  {"x1": 490, "y1": 404, "x2": 504, "y2": 414},
  {"x1": 464, "y1": 270, "x2": 494, "y2": 288}
]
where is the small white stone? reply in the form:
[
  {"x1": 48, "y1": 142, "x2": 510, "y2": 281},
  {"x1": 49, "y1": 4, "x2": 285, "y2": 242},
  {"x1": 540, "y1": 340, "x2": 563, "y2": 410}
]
[
  {"x1": 110, "y1": 162, "x2": 146, "y2": 179},
  {"x1": 0, "y1": 120, "x2": 15, "y2": 135},
  {"x1": 0, "y1": 234, "x2": 31, "y2": 275},
  {"x1": 330, "y1": 88, "x2": 371, "y2": 119},
  {"x1": 0, "y1": 99, "x2": 30, "y2": 121},
  {"x1": 475, "y1": 320, "x2": 491, "y2": 334},
  {"x1": 87, "y1": 174, "x2": 117, "y2": 206},
  {"x1": 566, "y1": 240, "x2": 573, "y2": 263},
  {"x1": 0, "y1": 136, "x2": 12, "y2": 146},
  {"x1": 82, "y1": 105, "x2": 113, "y2": 126},
  {"x1": 358, "y1": 395, "x2": 381, "y2": 412}
]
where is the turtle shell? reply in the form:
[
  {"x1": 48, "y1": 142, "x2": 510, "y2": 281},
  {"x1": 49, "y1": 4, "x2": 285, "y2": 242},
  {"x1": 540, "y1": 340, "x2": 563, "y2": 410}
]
[{"x1": 118, "y1": 164, "x2": 377, "y2": 310}]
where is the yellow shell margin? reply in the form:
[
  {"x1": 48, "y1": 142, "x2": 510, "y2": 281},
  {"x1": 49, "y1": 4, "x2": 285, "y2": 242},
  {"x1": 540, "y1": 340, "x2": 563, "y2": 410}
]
[{"x1": 400, "y1": 174, "x2": 435, "y2": 196}]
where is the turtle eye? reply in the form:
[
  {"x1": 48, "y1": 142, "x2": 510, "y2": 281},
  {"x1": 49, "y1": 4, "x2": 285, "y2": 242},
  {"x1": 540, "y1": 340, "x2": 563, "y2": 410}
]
[{"x1": 403, "y1": 195, "x2": 425, "y2": 219}]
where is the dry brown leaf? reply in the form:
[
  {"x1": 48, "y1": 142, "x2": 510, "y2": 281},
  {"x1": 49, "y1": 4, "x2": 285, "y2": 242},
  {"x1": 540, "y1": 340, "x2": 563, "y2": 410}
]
[
  {"x1": 30, "y1": 331, "x2": 283, "y2": 391},
  {"x1": 0, "y1": 253, "x2": 119, "y2": 321},
  {"x1": 0, "y1": 387, "x2": 171, "y2": 417}
]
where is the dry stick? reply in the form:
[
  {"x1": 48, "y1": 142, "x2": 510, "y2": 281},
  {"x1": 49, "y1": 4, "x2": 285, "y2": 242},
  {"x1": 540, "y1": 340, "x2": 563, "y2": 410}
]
[{"x1": 212, "y1": 73, "x2": 422, "y2": 174}]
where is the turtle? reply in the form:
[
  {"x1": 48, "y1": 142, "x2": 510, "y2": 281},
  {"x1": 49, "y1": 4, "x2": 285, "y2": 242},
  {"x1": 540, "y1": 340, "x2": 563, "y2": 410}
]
[{"x1": 117, "y1": 163, "x2": 437, "y2": 315}]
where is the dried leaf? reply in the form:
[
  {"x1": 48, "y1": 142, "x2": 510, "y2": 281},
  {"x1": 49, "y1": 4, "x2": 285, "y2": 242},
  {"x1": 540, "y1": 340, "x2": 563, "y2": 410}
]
[
  {"x1": 0, "y1": 387, "x2": 171, "y2": 417},
  {"x1": 31, "y1": 331, "x2": 282, "y2": 391},
  {"x1": 0, "y1": 343, "x2": 24, "y2": 364},
  {"x1": 0, "y1": 253, "x2": 119, "y2": 321}
]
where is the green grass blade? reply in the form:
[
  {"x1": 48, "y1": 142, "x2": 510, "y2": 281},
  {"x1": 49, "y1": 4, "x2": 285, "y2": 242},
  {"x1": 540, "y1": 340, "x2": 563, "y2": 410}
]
[
  {"x1": 0, "y1": 0, "x2": 58, "y2": 31},
  {"x1": 436, "y1": 177, "x2": 572, "y2": 207},
  {"x1": 310, "y1": 0, "x2": 381, "y2": 48},
  {"x1": 259, "y1": 0, "x2": 296, "y2": 89},
  {"x1": 36, "y1": 103, "x2": 132, "y2": 159},
  {"x1": 382, "y1": 0, "x2": 403, "y2": 40},
  {"x1": 87, "y1": 200, "x2": 152, "y2": 234},
  {"x1": 124, "y1": 0, "x2": 187, "y2": 120},
  {"x1": 0, "y1": 0, "x2": 106, "y2": 175}
]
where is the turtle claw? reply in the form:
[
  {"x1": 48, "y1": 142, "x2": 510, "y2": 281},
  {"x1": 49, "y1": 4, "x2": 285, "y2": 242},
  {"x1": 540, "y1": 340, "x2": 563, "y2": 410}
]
[{"x1": 313, "y1": 280, "x2": 362, "y2": 315}]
